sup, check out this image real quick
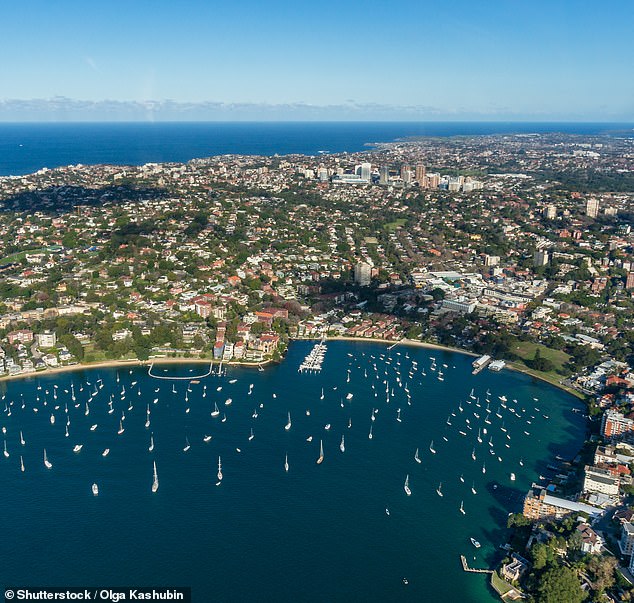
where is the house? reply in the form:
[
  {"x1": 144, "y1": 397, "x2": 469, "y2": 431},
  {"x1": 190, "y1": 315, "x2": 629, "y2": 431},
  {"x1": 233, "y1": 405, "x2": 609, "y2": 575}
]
[
  {"x1": 500, "y1": 554, "x2": 529, "y2": 582},
  {"x1": 577, "y1": 523, "x2": 603, "y2": 554}
]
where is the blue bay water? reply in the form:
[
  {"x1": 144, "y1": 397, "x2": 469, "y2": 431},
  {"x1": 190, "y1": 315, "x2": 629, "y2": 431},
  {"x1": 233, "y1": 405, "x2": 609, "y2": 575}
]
[
  {"x1": 0, "y1": 341, "x2": 586, "y2": 602},
  {"x1": 0, "y1": 121, "x2": 632, "y2": 176}
]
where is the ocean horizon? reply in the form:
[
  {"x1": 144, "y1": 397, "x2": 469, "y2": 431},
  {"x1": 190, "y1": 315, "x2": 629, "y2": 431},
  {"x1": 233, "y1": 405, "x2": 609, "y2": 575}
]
[{"x1": 1, "y1": 121, "x2": 633, "y2": 176}]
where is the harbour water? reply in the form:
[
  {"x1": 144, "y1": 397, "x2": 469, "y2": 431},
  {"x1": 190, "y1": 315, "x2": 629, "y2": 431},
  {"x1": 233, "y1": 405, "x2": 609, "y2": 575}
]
[
  {"x1": 1, "y1": 121, "x2": 632, "y2": 176},
  {"x1": 0, "y1": 340, "x2": 586, "y2": 601}
]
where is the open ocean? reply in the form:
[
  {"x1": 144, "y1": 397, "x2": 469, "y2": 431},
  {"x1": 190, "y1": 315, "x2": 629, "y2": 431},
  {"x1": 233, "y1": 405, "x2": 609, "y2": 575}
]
[
  {"x1": 0, "y1": 341, "x2": 586, "y2": 601},
  {"x1": 0, "y1": 121, "x2": 632, "y2": 176}
]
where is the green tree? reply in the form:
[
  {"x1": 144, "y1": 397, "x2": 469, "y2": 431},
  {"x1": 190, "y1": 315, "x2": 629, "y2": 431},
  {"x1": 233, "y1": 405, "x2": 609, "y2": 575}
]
[{"x1": 534, "y1": 566, "x2": 585, "y2": 603}]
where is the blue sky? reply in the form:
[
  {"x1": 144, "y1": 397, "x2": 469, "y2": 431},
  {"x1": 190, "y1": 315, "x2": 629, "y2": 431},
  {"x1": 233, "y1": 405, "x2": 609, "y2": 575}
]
[{"x1": 1, "y1": 0, "x2": 633, "y2": 120}]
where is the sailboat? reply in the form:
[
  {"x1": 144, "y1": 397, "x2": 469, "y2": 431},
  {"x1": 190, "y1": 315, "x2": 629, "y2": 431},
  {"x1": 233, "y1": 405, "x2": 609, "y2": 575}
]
[
  {"x1": 152, "y1": 461, "x2": 159, "y2": 493},
  {"x1": 459, "y1": 501, "x2": 465, "y2": 515},
  {"x1": 340, "y1": 435, "x2": 345, "y2": 453},
  {"x1": 64, "y1": 425, "x2": 69, "y2": 437},
  {"x1": 117, "y1": 420, "x2": 125, "y2": 435},
  {"x1": 203, "y1": 434, "x2": 212, "y2": 442},
  {"x1": 482, "y1": 462, "x2": 486, "y2": 474},
  {"x1": 284, "y1": 453, "x2": 289, "y2": 472},
  {"x1": 3, "y1": 440, "x2": 8, "y2": 458},
  {"x1": 217, "y1": 456, "x2": 223, "y2": 481},
  {"x1": 320, "y1": 388, "x2": 324, "y2": 400},
  {"x1": 396, "y1": 409, "x2": 402, "y2": 423},
  {"x1": 249, "y1": 428, "x2": 254, "y2": 441},
  {"x1": 471, "y1": 448, "x2": 476, "y2": 461},
  {"x1": 285, "y1": 412, "x2": 292, "y2": 431},
  {"x1": 404, "y1": 475, "x2": 411, "y2": 496},
  {"x1": 471, "y1": 482, "x2": 477, "y2": 495},
  {"x1": 436, "y1": 482, "x2": 443, "y2": 497},
  {"x1": 211, "y1": 403, "x2": 220, "y2": 417},
  {"x1": 148, "y1": 434, "x2": 154, "y2": 452},
  {"x1": 102, "y1": 448, "x2": 110, "y2": 457},
  {"x1": 368, "y1": 424, "x2": 373, "y2": 440},
  {"x1": 459, "y1": 474, "x2": 465, "y2": 483},
  {"x1": 429, "y1": 440, "x2": 436, "y2": 454},
  {"x1": 43, "y1": 448, "x2": 52, "y2": 469},
  {"x1": 477, "y1": 428, "x2": 482, "y2": 444},
  {"x1": 92, "y1": 483, "x2": 99, "y2": 496},
  {"x1": 183, "y1": 437, "x2": 191, "y2": 452},
  {"x1": 20, "y1": 455, "x2": 24, "y2": 472},
  {"x1": 73, "y1": 444, "x2": 83, "y2": 453},
  {"x1": 414, "y1": 448, "x2": 421, "y2": 464},
  {"x1": 316, "y1": 440, "x2": 324, "y2": 464}
]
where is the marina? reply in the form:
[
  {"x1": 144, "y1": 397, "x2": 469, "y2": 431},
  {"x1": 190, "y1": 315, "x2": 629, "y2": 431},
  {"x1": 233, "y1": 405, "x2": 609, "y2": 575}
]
[{"x1": 298, "y1": 339, "x2": 327, "y2": 373}]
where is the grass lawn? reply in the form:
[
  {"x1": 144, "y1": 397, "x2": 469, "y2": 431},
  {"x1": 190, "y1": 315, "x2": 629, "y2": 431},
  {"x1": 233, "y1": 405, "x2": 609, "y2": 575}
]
[
  {"x1": 490, "y1": 571, "x2": 514, "y2": 596},
  {"x1": 384, "y1": 218, "x2": 407, "y2": 232},
  {"x1": 510, "y1": 341, "x2": 570, "y2": 373}
]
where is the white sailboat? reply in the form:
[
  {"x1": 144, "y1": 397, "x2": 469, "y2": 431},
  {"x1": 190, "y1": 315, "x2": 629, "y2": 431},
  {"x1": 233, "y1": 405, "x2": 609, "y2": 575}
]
[
  {"x1": 217, "y1": 456, "x2": 223, "y2": 481},
  {"x1": 152, "y1": 461, "x2": 159, "y2": 493},
  {"x1": 43, "y1": 448, "x2": 52, "y2": 469},
  {"x1": 404, "y1": 474, "x2": 411, "y2": 496},
  {"x1": 368, "y1": 424, "x2": 373, "y2": 440},
  {"x1": 316, "y1": 440, "x2": 324, "y2": 464},
  {"x1": 3, "y1": 439, "x2": 8, "y2": 458},
  {"x1": 92, "y1": 483, "x2": 99, "y2": 496},
  {"x1": 20, "y1": 455, "x2": 24, "y2": 472},
  {"x1": 340, "y1": 435, "x2": 345, "y2": 453},
  {"x1": 471, "y1": 481, "x2": 477, "y2": 494},
  {"x1": 429, "y1": 440, "x2": 436, "y2": 454},
  {"x1": 285, "y1": 412, "x2": 292, "y2": 431},
  {"x1": 102, "y1": 448, "x2": 110, "y2": 457},
  {"x1": 203, "y1": 434, "x2": 212, "y2": 442},
  {"x1": 414, "y1": 448, "x2": 421, "y2": 463},
  {"x1": 248, "y1": 428, "x2": 254, "y2": 441},
  {"x1": 73, "y1": 444, "x2": 83, "y2": 453},
  {"x1": 183, "y1": 437, "x2": 191, "y2": 452},
  {"x1": 436, "y1": 482, "x2": 443, "y2": 497},
  {"x1": 211, "y1": 403, "x2": 220, "y2": 417},
  {"x1": 284, "y1": 453, "x2": 289, "y2": 472},
  {"x1": 19, "y1": 430, "x2": 25, "y2": 446},
  {"x1": 459, "y1": 500, "x2": 466, "y2": 515},
  {"x1": 482, "y1": 462, "x2": 486, "y2": 474},
  {"x1": 117, "y1": 420, "x2": 125, "y2": 435}
]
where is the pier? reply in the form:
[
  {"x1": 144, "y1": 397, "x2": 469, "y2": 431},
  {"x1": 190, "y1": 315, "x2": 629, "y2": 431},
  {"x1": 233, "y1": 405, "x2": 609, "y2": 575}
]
[{"x1": 460, "y1": 555, "x2": 494, "y2": 574}]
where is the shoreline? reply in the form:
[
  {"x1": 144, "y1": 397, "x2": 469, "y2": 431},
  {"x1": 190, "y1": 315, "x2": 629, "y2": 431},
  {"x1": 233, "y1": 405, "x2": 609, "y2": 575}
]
[
  {"x1": 0, "y1": 337, "x2": 586, "y2": 402},
  {"x1": 0, "y1": 356, "x2": 274, "y2": 385}
]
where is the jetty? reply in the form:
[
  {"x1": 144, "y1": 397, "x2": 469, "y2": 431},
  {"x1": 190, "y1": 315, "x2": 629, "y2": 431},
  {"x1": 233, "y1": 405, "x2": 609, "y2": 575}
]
[{"x1": 460, "y1": 555, "x2": 493, "y2": 574}]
